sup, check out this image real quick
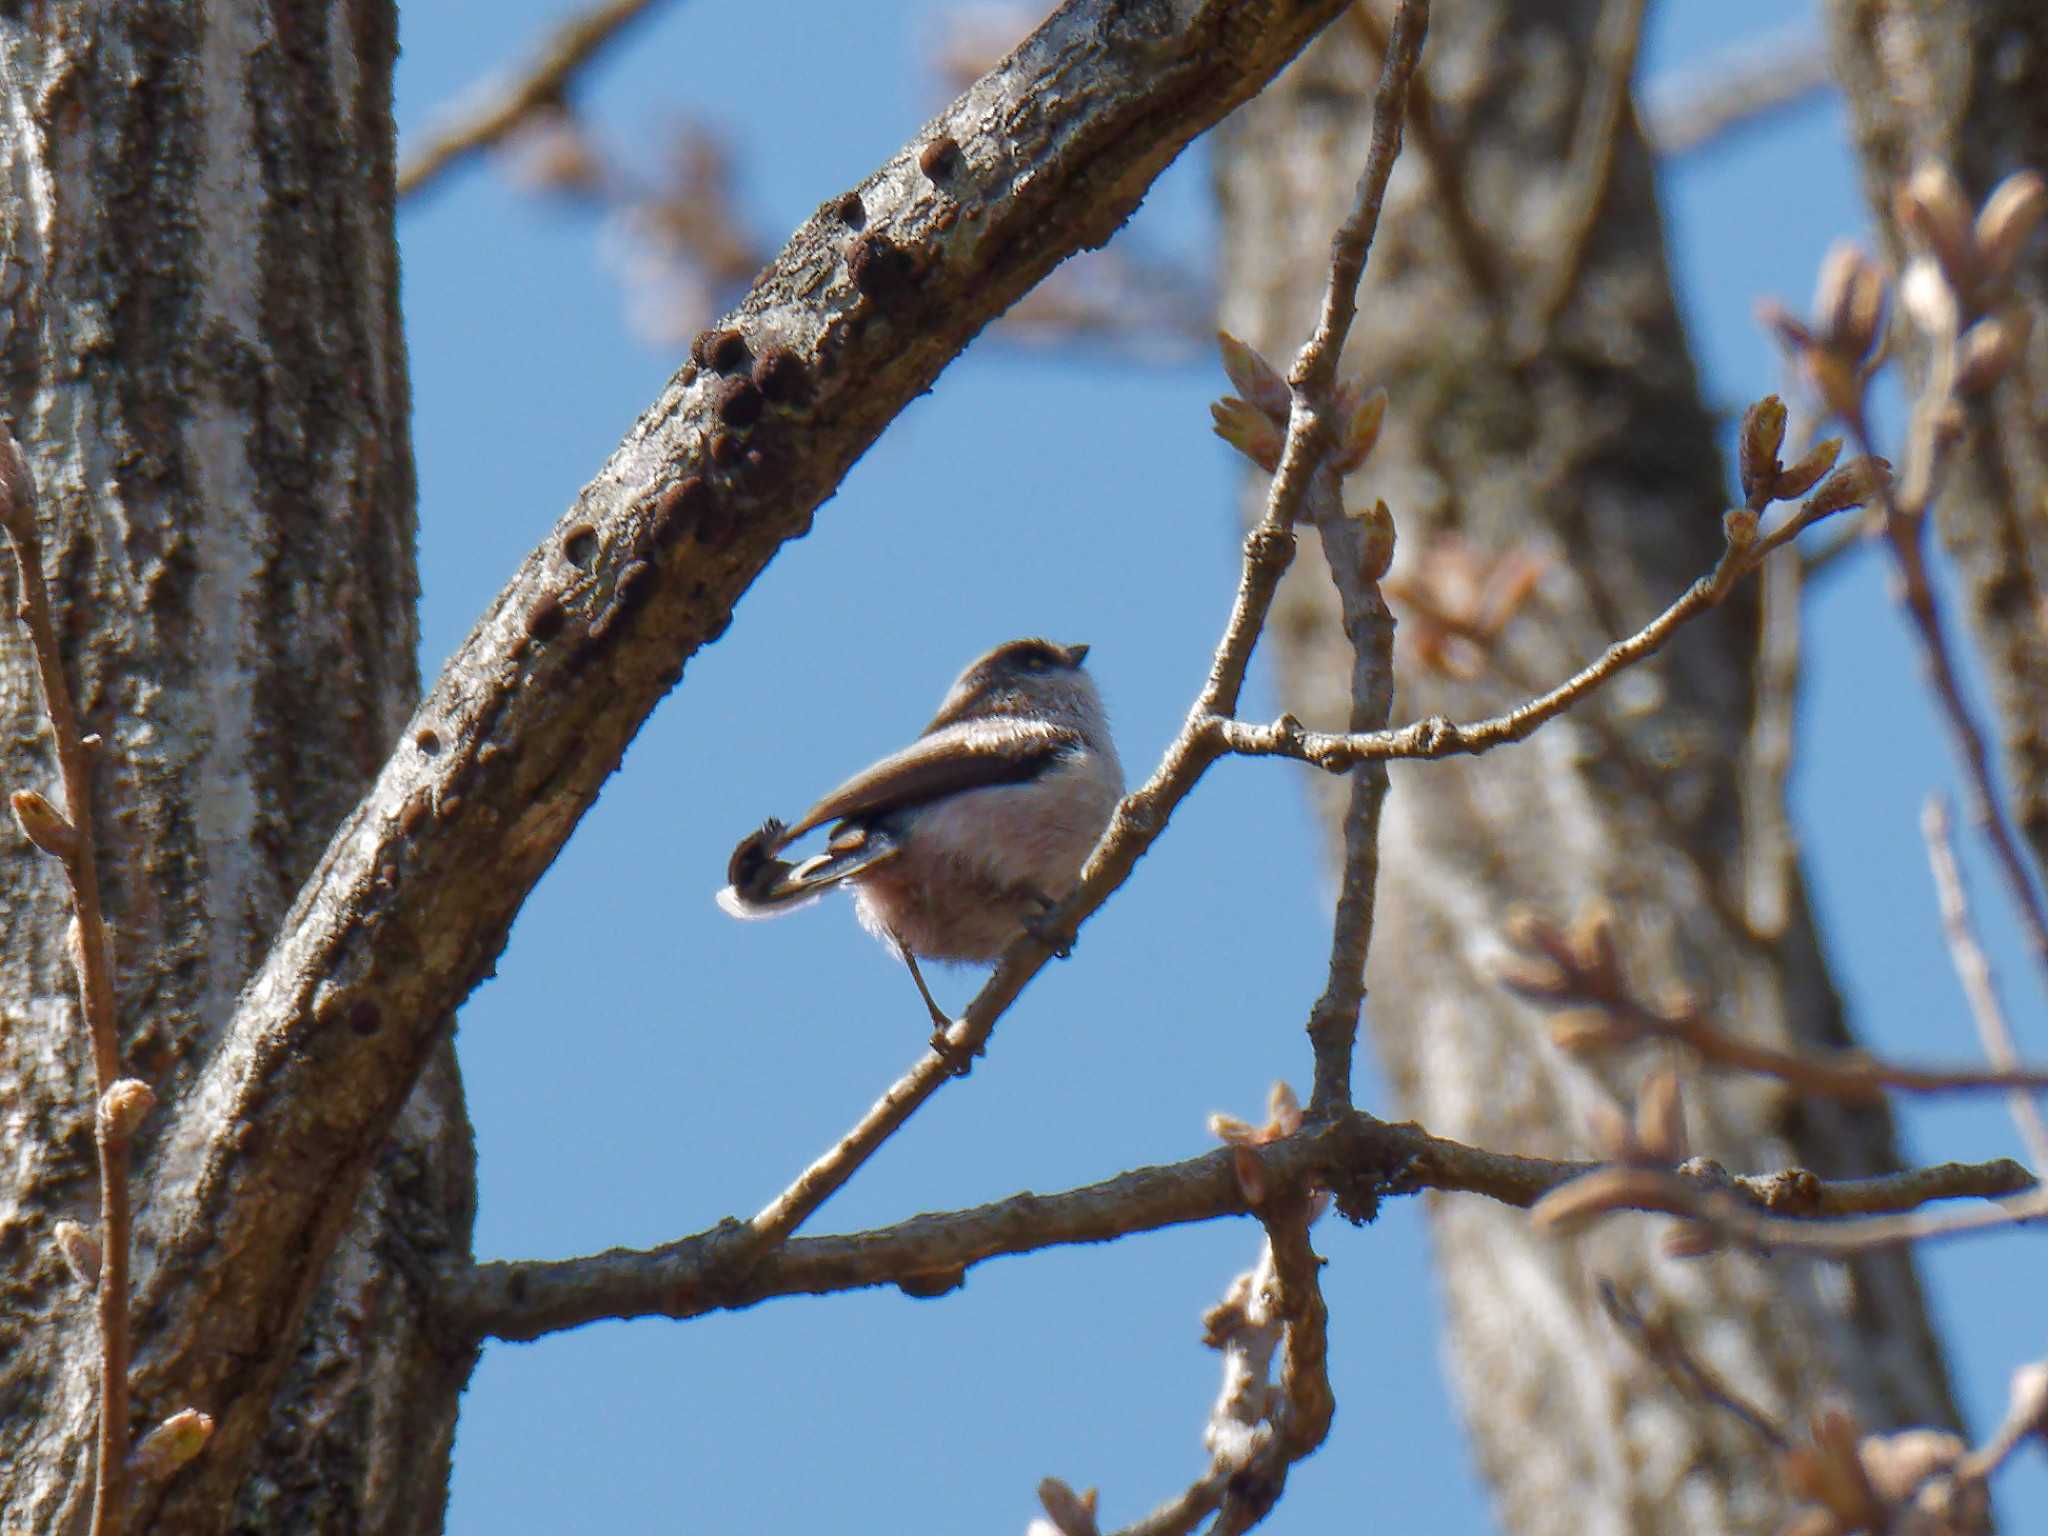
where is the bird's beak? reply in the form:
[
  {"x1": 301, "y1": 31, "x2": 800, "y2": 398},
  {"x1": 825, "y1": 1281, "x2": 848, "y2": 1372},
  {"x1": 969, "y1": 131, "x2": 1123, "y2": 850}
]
[{"x1": 1065, "y1": 642, "x2": 1091, "y2": 667}]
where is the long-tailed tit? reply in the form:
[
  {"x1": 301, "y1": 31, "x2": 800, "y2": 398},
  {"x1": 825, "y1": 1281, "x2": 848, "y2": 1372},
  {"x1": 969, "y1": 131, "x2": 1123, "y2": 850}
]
[{"x1": 718, "y1": 638, "x2": 1123, "y2": 1041}]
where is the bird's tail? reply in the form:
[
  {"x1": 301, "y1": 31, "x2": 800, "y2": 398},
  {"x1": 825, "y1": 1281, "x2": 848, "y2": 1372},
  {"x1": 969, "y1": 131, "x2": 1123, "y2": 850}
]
[{"x1": 715, "y1": 817, "x2": 900, "y2": 919}]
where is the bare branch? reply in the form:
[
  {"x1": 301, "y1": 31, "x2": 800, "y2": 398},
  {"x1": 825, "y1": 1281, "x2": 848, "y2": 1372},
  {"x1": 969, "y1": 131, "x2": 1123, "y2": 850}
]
[
  {"x1": 1086, "y1": 1107, "x2": 1340, "y2": 1536},
  {"x1": 1499, "y1": 902, "x2": 2048, "y2": 1103},
  {"x1": 1923, "y1": 796, "x2": 2048, "y2": 1169},
  {"x1": 1535, "y1": 1152, "x2": 2044, "y2": 1258},
  {"x1": 1855, "y1": 386, "x2": 2048, "y2": 992},
  {"x1": 1783, "y1": 175, "x2": 2048, "y2": 1009},
  {"x1": 1214, "y1": 470, "x2": 1869, "y2": 773},
  {"x1": 1300, "y1": 486, "x2": 1396, "y2": 1115},
  {"x1": 1291, "y1": 1, "x2": 1428, "y2": 406},
  {"x1": 1210, "y1": 0, "x2": 1426, "y2": 1117},
  {"x1": 397, "y1": 0, "x2": 673, "y2": 201},
  {"x1": 0, "y1": 434, "x2": 136, "y2": 1533},
  {"x1": 444, "y1": 1113, "x2": 2032, "y2": 1343}
]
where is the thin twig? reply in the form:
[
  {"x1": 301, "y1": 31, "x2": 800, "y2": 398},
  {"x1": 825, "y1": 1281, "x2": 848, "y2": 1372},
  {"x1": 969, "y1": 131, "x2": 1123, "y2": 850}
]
[
  {"x1": 1923, "y1": 796, "x2": 2048, "y2": 1169},
  {"x1": 732, "y1": 0, "x2": 1431, "y2": 1268},
  {"x1": 397, "y1": 0, "x2": 672, "y2": 200},
  {"x1": 1536, "y1": 1152, "x2": 2044, "y2": 1258},
  {"x1": 1273, "y1": 0, "x2": 1425, "y2": 1114},
  {"x1": 1214, "y1": 488, "x2": 1844, "y2": 773},
  {"x1": 1847, "y1": 396, "x2": 2048, "y2": 999},
  {"x1": 1262, "y1": 1192, "x2": 1334, "y2": 1456},
  {"x1": 1301, "y1": 470, "x2": 1396, "y2": 1115},
  {"x1": 446, "y1": 1113, "x2": 2031, "y2": 1343},
  {"x1": 1633, "y1": 1002, "x2": 2048, "y2": 1101},
  {"x1": 1498, "y1": 903, "x2": 2048, "y2": 1102},
  {"x1": 0, "y1": 434, "x2": 132, "y2": 1533},
  {"x1": 1292, "y1": 0, "x2": 1429, "y2": 406}
]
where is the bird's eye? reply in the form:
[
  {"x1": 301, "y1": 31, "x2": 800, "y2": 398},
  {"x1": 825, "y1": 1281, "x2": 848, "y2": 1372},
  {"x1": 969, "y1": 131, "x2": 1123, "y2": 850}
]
[{"x1": 1021, "y1": 655, "x2": 1048, "y2": 672}]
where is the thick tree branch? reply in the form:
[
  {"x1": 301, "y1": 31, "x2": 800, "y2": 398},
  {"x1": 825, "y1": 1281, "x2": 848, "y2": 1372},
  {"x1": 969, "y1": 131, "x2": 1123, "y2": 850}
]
[
  {"x1": 444, "y1": 1112, "x2": 2032, "y2": 1344},
  {"x1": 124, "y1": 0, "x2": 1369, "y2": 1520}
]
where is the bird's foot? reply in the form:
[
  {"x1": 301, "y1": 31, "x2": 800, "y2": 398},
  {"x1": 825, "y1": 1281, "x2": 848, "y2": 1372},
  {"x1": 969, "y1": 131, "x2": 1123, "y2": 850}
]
[{"x1": 928, "y1": 1025, "x2": 981, "y2": 1078}]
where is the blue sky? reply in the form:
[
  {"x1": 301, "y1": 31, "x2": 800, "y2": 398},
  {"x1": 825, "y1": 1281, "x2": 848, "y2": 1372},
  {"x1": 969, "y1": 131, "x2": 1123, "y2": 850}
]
[{"x1": 393, "y1": 3, "x2": 2048, "y2": 1530}]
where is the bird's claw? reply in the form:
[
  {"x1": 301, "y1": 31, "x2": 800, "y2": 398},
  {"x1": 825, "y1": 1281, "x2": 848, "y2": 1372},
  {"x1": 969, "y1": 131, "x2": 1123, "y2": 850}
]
[
  {"x1": 929, "y1": 1026, "x2": 980, "y2": 1077},
  {"x1": 1023, "y1": 907, "x2": 1075, "y2": 960}
]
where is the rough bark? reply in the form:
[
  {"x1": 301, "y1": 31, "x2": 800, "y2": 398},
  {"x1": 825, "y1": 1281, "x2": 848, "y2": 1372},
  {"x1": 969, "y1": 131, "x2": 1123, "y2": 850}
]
[
  {"x1": 1216, "y1": 6, "x2": 1960, "y2": 1533},
  {"x1": 1824, "y1": 1, "x2": 2048, "y2": 881},
  {"x1": 0, "y1": 5, "x2": 473, "y2": 1532}
]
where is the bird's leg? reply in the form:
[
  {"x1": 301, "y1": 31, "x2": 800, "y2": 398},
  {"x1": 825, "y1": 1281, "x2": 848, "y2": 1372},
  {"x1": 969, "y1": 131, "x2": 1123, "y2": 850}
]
[
  {"x1": 896, "y1": 937, "x2": 976, "y2": 1076},
  {"x1": 1019, "y1": 886, "x2": 1075, "y2": 959},
  {"x1": 901, "y1": 948, "x2": 950, "y2": 1032}
]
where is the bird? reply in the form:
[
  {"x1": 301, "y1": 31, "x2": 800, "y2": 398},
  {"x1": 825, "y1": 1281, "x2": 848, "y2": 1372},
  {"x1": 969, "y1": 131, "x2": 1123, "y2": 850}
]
[{"x1": 717, "y1": 637, "x2": 1123, "y2": 1048}]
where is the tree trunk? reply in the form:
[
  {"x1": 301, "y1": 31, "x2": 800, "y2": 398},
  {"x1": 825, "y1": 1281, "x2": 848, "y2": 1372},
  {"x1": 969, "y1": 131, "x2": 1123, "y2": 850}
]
[
  {"x1": 1216, "y1": 6, "x2": 1960, "y2": 1533},
  {"x1": 0, "y1": 5, "x2": 473, "y2": 1531},
  {"x1": 1824, "y1": 0, "x2": 2048, "y2": 881}
]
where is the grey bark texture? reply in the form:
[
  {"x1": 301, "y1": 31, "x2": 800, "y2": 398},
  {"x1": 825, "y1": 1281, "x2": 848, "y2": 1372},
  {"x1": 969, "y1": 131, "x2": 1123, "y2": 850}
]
[
  {"x1": 1824, "y1": 1, "x2": 2048, "y2": 880},
  {"x1": 0, "y1": 5, "x2": 475, "y2": 1532},
  {"x1": 1216, "y1": 6, "x2": 1961, "y2": 1533}
]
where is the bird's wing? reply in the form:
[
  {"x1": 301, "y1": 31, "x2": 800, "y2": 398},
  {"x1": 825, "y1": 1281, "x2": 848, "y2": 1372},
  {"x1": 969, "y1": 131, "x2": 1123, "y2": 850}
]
[{"x1": 780, "y1": 718, "x2": 1078, "y2": 841}]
